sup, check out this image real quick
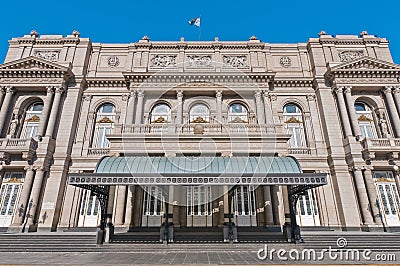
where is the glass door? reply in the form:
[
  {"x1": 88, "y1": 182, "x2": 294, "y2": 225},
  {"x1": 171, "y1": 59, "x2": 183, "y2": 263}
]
[
  {"x1": 187, "y1": 186, "x2": 212, "y2": 227},
  {"x1": 296, "y1": 188, "x2": 320, "y2": 226},
  {"x1": 78, "y1": 190, "x2": 100, "y2": 227},
  {"x1": 233, "y1": 186, "x2": 257, "y2": 226},
  {"x1": 142, "y1": 186, "x2": 164, "y2": 227},
  {"x1": 374, "y1": 171, "x2": 400, "y2": 226},
  {"x1": 0, "y1": 172, "x2": 24, "y2": 227}
]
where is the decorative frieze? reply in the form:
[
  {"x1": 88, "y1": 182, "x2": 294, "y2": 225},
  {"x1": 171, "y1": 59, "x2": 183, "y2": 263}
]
[
  {"x1": 222, "y1": 55, "x2": 248, "y2": 67},
  {"x1": 187, "y1": 55, "x2": 212, "y2": 67},
  {"x1": 34, "y1": 51, "x2": 60, "y2": 62},
  {"x1": 151, "y1": 55, "x2": 177, "y2": 67},
  {"x1": 338, "y1": 50, "x2": 364, "y2": 62}
]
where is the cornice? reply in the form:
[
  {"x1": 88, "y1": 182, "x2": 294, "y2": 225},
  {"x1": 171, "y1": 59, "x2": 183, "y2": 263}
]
[{"x1": 273, "y1": 78, "x2": 314, "y2": 87}]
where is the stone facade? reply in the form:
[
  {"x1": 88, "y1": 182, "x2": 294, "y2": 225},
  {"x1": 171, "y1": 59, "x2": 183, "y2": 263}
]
[{"x1": 0, "y1": 31, "x2": 399, "y2": 234}]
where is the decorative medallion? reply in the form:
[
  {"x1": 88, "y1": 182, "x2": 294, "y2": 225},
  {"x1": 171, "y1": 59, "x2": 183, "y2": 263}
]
[
  {"x1": 107, "y1": 56, "x2": 120, "y2": 68},
  {"x1": 97, "y1": 117, "x2": 113, "y2": 123},
  {"x1": 191, "y1": 117, "x2": 208, "y2": 123},
  {"x1": 34, "y1": 51, "x2": 60, "y2": 62},
  {"x1": 151, "y1": 55, "x2": 177, "y2": 67},
  {"x1": 187, "y1": 55, "x2": 212, "y2": 67},
  {"x1": 279, "y1": 56, "x2": 292, "y2": 68},
  {"x1": 285, "y1": 117, "x2": 302, "y2": 123},
  {"x1": 338, "y1": 50, "x2": 364, "y2": 63},
  {"x1": 193, "y1": 124, "x2": 205, "y2": 134},
  {"x1": 153, "y1": 117, "x2": 166, "y2": 123},
  {"x1": 222, "y1": 56, "x2": 248, "y2": 67}
]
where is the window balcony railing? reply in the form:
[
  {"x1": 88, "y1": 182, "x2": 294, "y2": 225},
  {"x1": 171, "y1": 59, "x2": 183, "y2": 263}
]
[
  {"x1": 0, "y1": 138, "x2": 38, "y2": 161},
  {"x1": 121, "y1": 123, "x2": 278, "y2": 135},
  {"x1": 361, "y1": 137, "x2": 400, "y2": 160},
  {"x1": 87, "y1": 148, "x2": 111, "y2": 156}
]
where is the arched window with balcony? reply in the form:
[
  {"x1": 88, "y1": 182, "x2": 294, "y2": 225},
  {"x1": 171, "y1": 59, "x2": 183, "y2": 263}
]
[
  {"x1": 21, "y1": 102, "x2": 44, "y2": 138},
  {"x1": 92, "y1": 103, "x2": 116, "y2": 148},
  {"x1": 189, "y1": 103, "x2": 210, "y2": 123},
  {"x1": 150, "y1": 103, "x2": 171, "y2": 123},
  {"x1": 283, "y1": 103, "x2": 306, "y2": 148},
  {"x1": 354, "y1": 101, "x2": 377, "y2": 138},
  {"x1": 228, "y1": 103, "x2": 249, "y2": 123}
]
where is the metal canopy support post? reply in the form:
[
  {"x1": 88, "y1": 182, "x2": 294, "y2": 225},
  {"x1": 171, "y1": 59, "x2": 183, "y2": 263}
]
[
  {"x1": 72, "y1": 184, "x2": 110, "y2": 244},
  {"x1": 286, "y1": 184, "x2": 322, "y2": 244}
]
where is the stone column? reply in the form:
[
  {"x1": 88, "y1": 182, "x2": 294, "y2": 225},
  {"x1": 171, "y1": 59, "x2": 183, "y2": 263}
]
[
  {"x1": 36, "y1": 87, "x2": 54, "y2": 137},
  {"x1": 176, "y1": 90, "x2": 183, "y2": 124},
  {"x1": 393, "y1": 87, "x2": 400, "y2": 115},
  {"x1": 383, "y1": 86, "x2": 400, "y2": 137},
  {"x1": 134, "y1": 90, "x2": 144, "y2": 125},
  {"x1": 352, "y1": 167, "x2": 374, "y2": 225},
  {"x1": 0, "y1": 88, "x2": 5, "y2": 110},
  {"x1": 263, "y1": 186, "x2": 274, "y2": 225},
  {"x1": 344, "y1": 87, "x2": 362, "y2": 138},
  {"x1": 263, "y1": 91, "x2": 274, "y2": 132},
  {"x1": 334, "y1": 87, "x2": 353, "y2": 137},
  {"x1": 216, "y1": 90, "x2": 223, "y2": 123},
  {"x1": 124, "y1": 185, "x2": 135, "y2": 226},
  {"x1": 26, "y1": 166, "x2": 46, "y2": 230},
  {"x1": 114, "y1": 186, "x2": 127, "y2": 226},
  {"x1": 254, "y1": 91, "x2": 266, "y2": 124},
  {"x1": 11, "y1": 165, "x2": 35, "y2": 226},
  {"x1": 125, "y1": 90, "x2": 136, "y2": 125},
  {"x1": 0, "y1": 87, "x2": 15, "y2": 135},
  {"x1": 363, "y1": 167, "x2": 381, "y2": 224},
  {"x1": 45, "y1": 87, "x2": 64, "y2": 138}
]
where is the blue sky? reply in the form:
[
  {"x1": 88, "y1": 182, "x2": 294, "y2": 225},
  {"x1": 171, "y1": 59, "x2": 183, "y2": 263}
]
[{"x1": 1, "y1": 0, "x2": 399, "y2": 63}]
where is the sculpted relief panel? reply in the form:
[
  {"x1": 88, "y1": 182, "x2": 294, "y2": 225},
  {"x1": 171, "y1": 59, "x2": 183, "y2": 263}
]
[
  {"x1": 338, "y1": 50, "x2": 364, "y2": 63},
  {"x1": 34, "y1": 51, "x2": 60, "y2": 62},
  {"x1": 151, "y1": 55, "x2": 177, "y2": 67},
  {"x1": 222, "y1": 55, "x2": 248, "y2": 68},
  {"x1": 187, "y1": 55, "x2": 212, "y2": 67}
]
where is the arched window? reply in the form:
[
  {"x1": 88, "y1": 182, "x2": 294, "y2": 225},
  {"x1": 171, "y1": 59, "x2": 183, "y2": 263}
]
[
  {"x1": 354, "y1": 102, "x2": 377, "y2": 138},
  {"x1": 189, "y1": 103, "x2": 210, "y2": 123},
  {"x1": 150, "y1": 103, "x2": 171, "y2": 123},
  {"x1": 21, "y1": 102, "x2": 44, "y2": 138},
  {"x1": 228, "y1": 103, "x2": 249, "y2": 123},
  {"x1": 92, "y1": 103, "x2": 116, "y2": 148},
  {"x1": 283, "y1": 103, "x2": 306, "y2": 148}
]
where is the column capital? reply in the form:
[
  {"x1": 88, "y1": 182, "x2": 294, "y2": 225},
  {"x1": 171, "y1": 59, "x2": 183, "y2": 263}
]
[
  {"x1": 33, "y1": 165, "x2": 46, "y2": 171},
  {"x1": 215, "y1": 90, "x2": 222, "y2": 99},
  {"x1": 382, "y1": 86, "x2": 393, "y2": 94},
  {"x1": 344, "y1": 86, "x2": 352, "y2": 94},
  {"x1": 333, "y1": 87, "x2": 344, "y2": 94},
  {"x1": 254, "y1": 90, "x2": 262, "y2": 98},
  {"x1": 306, "y1": 94, "x2": 316, "y2": 101},
  {"x1": 5, "y1": 86, "x2": 16, "y2": 94},
  {"x1": 46, "y1": 86, "x2": 55, "y2": 94},
  {"x1": 24, "y1": 165, "x2": 34, "y2": 171},
  {"x1": 393, "y1": 87, "x2": 400, "y2": 94},
  {"x1": 54, "y1": 87, "x2": 65, "y2": 94},
  {"x1": 83, "y1": 94, "x2": 92, "y2": 101},
  {"x1": 136, "y1": 90, "x2": 144, "y2": 98},
  {"x1": 176, "y1": 90, "x2": 183, "y2": 98},
  {"x1": 121, "y1": 93, "x2": 130, "y2": 101},
  {"x1": 129, "y1": 90, "x2": 137, "y2": 98}
]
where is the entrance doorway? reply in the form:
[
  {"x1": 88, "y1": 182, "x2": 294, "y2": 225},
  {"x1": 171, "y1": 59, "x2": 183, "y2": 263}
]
[
  {"x1": 187, "y1": 186, "x2": 212, "y2": 227},
  {"x1": 296, "y1": 188, "x2": 320, "y2": 226},
  {"x1": 142, "y1": 186, "x2": 165, "y2": 227},
  {"x1": 233, "y1": 185, "x2": 257, "y2": 226},
  {"x1": 78, "y1": 189, "x2": 100, "y2": 227},
  {"x1": 374, "y1": 171, "x2": 400, "y2": 226},
  {"x1": 0, "y1": 172, "x2": 24, "y2": 227}
]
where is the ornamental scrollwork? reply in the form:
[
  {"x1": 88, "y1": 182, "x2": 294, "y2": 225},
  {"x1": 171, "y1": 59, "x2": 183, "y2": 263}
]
[
  {"x1": 151, "y1": 55, "x2": 177, "y2": 67},
  {"x1": 34, "y1": 51, "x2": 60, "y2": 62},
  {"x1": 187, "y1": 55, "x2": 212, "y2": 67},
  {"x1": 338, "y1": 50, "x2": 364, "y2": 63},
  {"x1": 222, "y1": 55, "x2": 248, "y2": 67}
]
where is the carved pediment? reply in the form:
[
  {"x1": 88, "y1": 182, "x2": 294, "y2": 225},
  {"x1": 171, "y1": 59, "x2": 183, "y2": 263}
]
[
  {"x1": 330, "y1": 56, "x2": 400, "y2": 71},
  {"x1": 325, "y1": 56, "x2": 400, "y2": 83},
  {"x1": 0, "y1": 56, "x2": 73, "y2": 81}
]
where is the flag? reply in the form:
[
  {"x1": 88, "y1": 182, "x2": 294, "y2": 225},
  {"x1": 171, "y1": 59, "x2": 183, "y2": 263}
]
[{"x1": 188, "y1": 17, "x2": 201, "y2": 27}]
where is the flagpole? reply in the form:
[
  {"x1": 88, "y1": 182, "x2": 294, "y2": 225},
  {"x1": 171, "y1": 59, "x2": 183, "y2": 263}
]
[{"x1": 199, "y1": 15, "x2": 202, "y2": 41}]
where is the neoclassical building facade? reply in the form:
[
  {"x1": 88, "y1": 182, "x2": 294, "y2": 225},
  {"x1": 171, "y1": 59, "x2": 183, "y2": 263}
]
[{"x1": 0, "y1": 30, "x2": 399, "y2": 241}]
